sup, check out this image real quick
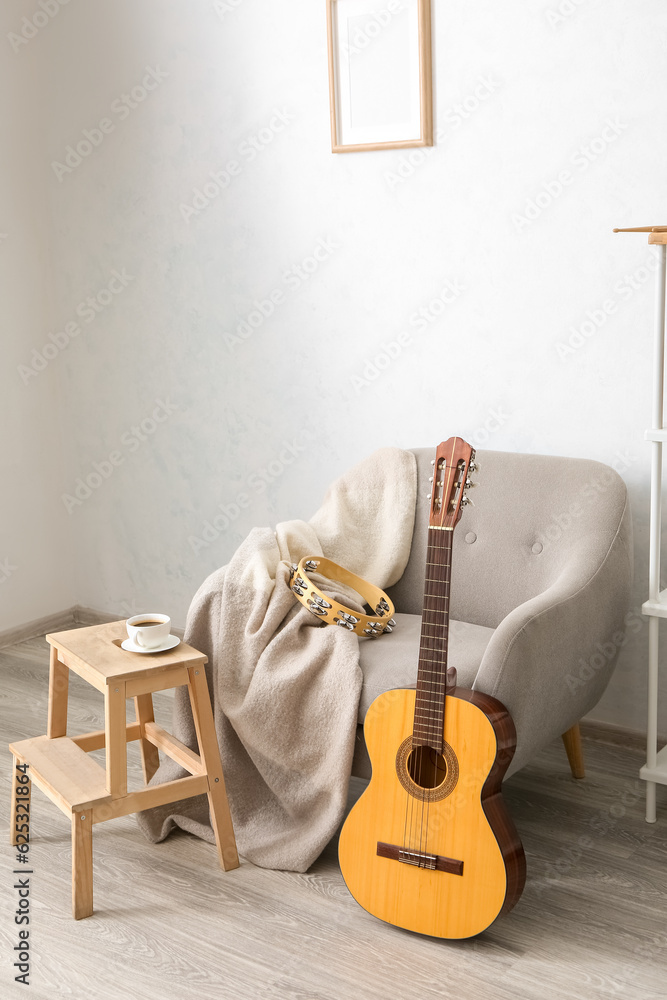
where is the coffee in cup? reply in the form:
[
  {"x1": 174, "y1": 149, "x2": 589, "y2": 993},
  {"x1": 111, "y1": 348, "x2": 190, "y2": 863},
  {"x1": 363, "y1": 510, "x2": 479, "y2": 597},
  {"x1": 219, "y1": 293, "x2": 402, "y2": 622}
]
[{"x1": 126, "y1": 613, "x2": 171, "y2": 649}]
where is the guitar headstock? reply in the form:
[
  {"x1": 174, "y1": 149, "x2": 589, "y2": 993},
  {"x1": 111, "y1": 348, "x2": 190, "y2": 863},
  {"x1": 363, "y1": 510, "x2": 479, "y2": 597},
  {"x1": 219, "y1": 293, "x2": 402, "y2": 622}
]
[{"x1": 428, "y1": 437, "x2": 477, "y2": 529}]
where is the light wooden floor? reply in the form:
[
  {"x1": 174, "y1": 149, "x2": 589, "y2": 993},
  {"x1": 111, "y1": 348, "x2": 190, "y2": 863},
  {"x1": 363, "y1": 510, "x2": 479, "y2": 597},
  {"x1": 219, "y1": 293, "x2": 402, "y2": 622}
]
[{"x1": 1, "y1": 636, "x2": 667, "y2": 1000}]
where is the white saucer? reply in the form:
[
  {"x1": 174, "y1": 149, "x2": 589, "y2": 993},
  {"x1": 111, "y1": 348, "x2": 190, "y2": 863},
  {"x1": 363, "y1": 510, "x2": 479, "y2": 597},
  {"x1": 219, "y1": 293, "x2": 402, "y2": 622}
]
[{"x1": 121, "y1": 635, "x2": 181, "y2": 654}]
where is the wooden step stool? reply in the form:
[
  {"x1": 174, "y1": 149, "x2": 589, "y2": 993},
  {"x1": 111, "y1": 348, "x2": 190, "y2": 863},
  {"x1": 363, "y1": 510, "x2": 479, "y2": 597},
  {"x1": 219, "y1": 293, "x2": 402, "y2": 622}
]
[{"x1": 9, "y1": 621, "x2": 238, "y2": 919}]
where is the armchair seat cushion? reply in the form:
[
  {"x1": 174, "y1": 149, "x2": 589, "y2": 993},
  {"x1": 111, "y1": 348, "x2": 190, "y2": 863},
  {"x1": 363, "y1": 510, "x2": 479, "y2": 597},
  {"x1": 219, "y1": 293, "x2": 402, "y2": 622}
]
[{"x1": 357, "y1": 613, "x2": 495, "y2": 723}]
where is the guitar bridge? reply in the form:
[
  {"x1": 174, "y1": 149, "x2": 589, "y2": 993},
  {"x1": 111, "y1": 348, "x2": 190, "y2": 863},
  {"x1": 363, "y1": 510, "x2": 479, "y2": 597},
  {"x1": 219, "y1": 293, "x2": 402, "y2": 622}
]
[
  {"x1": 398, "y1": 848, "x2": 437, "y2": 869},
  {"x1": 377, "y1": 842, "x2": 464, "y2": 876}
]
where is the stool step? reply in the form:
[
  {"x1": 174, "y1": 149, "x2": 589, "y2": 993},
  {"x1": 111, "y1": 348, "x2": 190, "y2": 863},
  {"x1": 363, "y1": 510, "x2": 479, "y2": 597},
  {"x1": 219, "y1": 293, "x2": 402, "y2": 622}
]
[{"x1": 9, "y1": 736, "x2": 110, "y2": 815}]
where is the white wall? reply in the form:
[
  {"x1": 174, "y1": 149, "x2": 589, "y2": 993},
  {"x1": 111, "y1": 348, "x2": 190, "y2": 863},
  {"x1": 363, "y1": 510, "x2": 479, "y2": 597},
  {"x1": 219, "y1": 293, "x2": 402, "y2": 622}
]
[
  {"x1": 0, "y1": 4, "x2": 75, "y2": 630},
  {"x1": 9, "y1": 0, "x2": 667, "y2": 733}
]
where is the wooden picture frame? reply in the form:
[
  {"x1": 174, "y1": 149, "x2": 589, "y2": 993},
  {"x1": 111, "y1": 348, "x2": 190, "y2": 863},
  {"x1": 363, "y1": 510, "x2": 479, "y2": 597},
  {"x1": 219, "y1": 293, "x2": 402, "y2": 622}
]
[{"x1": 326, "y1": 0, "x2": 432, "y2": 153}]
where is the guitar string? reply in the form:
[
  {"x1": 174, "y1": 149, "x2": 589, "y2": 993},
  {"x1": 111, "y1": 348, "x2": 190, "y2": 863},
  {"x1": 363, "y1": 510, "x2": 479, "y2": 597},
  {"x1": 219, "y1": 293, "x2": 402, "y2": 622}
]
[
  {"x1": 425, "y1": 532, "x2": 450, "y2": 863},
  {"x1": 410, "y1": 444, "x2": 460, "y2": 866},
  {"x1": 417, "y1": 525, "x2": 448, "y2": 861},
  {"x1": 423, "y1": 445, "x2": 456, "y2": 863},
  {"x1": 402, "y1": 721, "x2": 409, "y2": 852},
  {"x1": 413, "y1": 474, "x2": 432, "y2": 860},
  {"x1": 402, "y1": 769, "x2": 411, "y2": 856},
  {"x1": 420, "y1": 530, "x2": 438, "y2": 862},
  {"x1": 407, "y1": 745, "x2": 416, "y2": 854},
  {"x1": 418, "y1": 538, "x2": 426, "y2": 860},
  {"x1": 419, "y1": 526, "x2": 439, "y2": 860},
  {"x1": 423, "y1": 533, "x2": 437, "y2": 863},
  {"x1": 424, "y1": 512, "x2": 453, "y2": 863},
  {"x1": 412, "y1": 536, "x2": 429, "y2": 859},
  {"x1": 421, "y1": 467, "x2": 444, "y2": 863},
  {"x1": 413, "y1": 546, "x2": 426, "y2": 859}
]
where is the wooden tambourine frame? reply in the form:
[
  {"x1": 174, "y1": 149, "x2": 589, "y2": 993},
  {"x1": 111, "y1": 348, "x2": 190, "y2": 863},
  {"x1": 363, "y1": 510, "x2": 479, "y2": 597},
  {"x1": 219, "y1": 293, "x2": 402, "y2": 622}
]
[{"x1": 288, "y1": 557, "x2": 396, "y2": 637}]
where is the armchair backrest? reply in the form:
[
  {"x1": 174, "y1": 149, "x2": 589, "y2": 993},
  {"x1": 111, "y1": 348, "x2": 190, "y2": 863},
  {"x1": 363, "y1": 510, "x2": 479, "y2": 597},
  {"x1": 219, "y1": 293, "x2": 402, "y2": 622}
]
[{"x1": 386, "y1": 447, "x2": 631, "y2": 628}]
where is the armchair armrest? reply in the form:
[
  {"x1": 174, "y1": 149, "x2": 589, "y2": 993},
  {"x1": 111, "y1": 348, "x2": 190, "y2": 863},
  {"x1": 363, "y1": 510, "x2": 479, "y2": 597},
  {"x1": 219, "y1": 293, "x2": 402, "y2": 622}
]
[{"x1": 473, "y1": 503, "x2": 633, "y2": 776}]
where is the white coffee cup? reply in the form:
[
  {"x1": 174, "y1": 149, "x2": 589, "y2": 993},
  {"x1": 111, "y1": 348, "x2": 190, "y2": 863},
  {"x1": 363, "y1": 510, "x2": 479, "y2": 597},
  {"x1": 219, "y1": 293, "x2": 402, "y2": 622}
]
[{"x1": 126, "y1": 613, "x2": 171, "y2": 649}]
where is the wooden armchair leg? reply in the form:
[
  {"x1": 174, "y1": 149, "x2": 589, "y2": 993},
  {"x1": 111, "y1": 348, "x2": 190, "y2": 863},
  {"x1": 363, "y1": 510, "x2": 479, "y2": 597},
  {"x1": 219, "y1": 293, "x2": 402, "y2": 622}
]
[{"x1": 561, "y1": 723, "x2": 585, "y2": 779}]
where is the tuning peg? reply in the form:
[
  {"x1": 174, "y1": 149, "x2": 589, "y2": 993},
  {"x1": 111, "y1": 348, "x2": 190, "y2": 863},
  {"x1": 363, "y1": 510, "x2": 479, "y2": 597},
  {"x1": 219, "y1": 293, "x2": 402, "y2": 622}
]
[
  {"x1": 430, "y1": 459, "x2": 436, "y2": 466},
  {"x1": 465, "y1": 478, "x2": 477, "y2": 489},
  {"x1": 460, "y1": 495, "x2": 474, "y2": 507},
  {"x1": 468, "y1": 462, "x2": 478, "y2": 473},
  {"x1": 428, "y1": 476, "x2": 433, "y2": 483},
  {"x1": 426, "y1": 493, "x2": 432, "y2": 500},
  {"x1": 470, "y1": 449, "x2": 476, "y2": 461}
]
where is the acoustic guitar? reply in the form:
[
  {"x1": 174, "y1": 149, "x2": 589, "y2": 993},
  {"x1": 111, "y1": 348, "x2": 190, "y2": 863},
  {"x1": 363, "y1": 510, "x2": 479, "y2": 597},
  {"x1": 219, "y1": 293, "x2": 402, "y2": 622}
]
[{"x1": 338, "y1": 437, "x2": 526, "y2": 939}]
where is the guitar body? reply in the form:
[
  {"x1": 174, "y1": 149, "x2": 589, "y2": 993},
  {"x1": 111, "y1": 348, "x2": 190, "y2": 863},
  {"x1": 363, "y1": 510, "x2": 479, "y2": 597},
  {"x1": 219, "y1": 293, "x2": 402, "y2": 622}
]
[
  {"x1": 339, "y1": 686, "x2": 526, "y2": 939},
  {"x1": 339, "y1": 438, "x2": 525, "y2": 938}
]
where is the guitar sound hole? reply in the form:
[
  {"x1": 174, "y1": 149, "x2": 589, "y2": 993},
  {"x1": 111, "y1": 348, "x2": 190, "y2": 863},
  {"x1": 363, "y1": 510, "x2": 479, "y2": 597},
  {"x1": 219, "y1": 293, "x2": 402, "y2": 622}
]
[{"x1": 407, "y1": 747, "x2": 448, "y2": 790}]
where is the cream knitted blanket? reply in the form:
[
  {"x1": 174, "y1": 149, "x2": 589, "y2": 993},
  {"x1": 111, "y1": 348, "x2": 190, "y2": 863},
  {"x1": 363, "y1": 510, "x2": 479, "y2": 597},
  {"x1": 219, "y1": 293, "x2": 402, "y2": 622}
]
[{"x1": 136, "y1": 447, "x2": 416, "y2": 871}]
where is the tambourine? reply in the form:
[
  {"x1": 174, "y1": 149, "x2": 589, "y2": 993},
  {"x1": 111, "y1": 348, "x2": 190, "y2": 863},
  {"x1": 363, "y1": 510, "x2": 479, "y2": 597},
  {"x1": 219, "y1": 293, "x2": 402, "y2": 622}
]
[{"x1": 287, "y1": 556, "x2": 396, "y2": 638}]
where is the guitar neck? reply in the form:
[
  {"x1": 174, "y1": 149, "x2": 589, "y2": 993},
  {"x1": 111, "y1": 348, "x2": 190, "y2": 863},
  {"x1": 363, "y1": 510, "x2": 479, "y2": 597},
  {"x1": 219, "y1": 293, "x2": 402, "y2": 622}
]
[{"x1": 413, "y1": 528, "x2": 453, "y2": 751}]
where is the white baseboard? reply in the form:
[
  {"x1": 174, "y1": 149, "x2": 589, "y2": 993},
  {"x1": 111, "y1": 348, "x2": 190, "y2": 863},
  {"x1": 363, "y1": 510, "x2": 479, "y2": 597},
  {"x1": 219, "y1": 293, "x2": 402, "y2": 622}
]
[
  {"x1": 0, "y1": 608, "x2": 77, "y2": 648},
  {"x1": 0, "y1": 605, "x2": 185, "y2": 648},
  {"x1": 580, "y1": 719, "x2": 664, "y2": 753}
]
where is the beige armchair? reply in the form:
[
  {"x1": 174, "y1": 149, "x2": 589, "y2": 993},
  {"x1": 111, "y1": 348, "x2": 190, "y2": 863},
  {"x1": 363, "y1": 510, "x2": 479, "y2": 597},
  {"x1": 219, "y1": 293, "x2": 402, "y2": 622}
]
[{"x1": 352, "y1": 448, "x2": 633, "y2": 781}]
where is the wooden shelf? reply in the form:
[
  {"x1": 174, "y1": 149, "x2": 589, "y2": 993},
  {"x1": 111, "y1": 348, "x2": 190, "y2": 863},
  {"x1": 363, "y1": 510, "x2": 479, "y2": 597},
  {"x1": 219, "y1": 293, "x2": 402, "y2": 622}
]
[
  {"x1": 642, "y1": 590, "x2": 667, "y2": 618},
  {"x1": 9, "y1": 730, "x2": 213, "y2": 824},
  {"x1": 613, "y1": 226, "x2": 667, "y2": 245},
  {"x1": 640, "y1": 744, "x2": 667, "y2": 785},
  {"x1": 10, "y1": 735, "x2": 109, "y2": 814}
]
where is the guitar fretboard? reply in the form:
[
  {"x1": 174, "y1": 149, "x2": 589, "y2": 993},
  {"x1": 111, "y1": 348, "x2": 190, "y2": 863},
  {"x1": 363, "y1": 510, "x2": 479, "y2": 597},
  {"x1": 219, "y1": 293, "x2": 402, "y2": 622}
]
[{"x1": 413, "y1": 528, "x2": 453, "y2": 752}]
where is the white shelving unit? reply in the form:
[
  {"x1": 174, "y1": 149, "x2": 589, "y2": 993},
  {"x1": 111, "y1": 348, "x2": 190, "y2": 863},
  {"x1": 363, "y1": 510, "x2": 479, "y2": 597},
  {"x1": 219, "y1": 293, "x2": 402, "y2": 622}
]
[{"x1": 618, "y1": 225, "x2": 667, "y2": 821}]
